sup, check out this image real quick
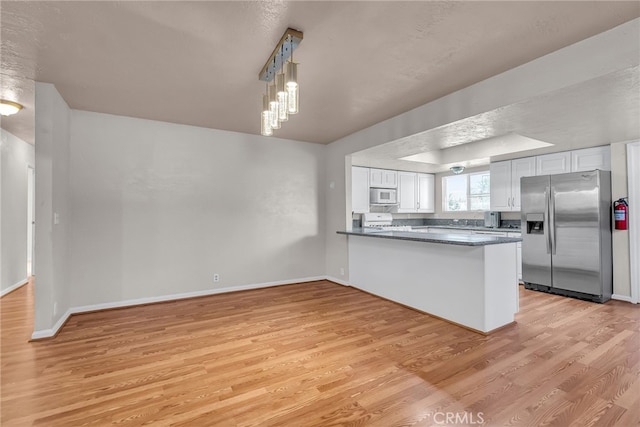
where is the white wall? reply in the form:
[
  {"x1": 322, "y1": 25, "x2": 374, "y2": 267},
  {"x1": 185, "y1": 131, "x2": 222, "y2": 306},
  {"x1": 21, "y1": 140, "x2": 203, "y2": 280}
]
[
  {"x1": 611, "y1": 141, "x2": 633, "y2": 298},
  {"x1": 67, "y1": 111, "x2": 326, "y2": 309},
  {"x1": 33, "y1": 82, "x2": 72, "y2": 332},
  {"x1": 327, "y1": 19, "x2": 639, "y2": 283},
  {"x1": 0, "y1": 129, "x2": 35, "y2": 295}
]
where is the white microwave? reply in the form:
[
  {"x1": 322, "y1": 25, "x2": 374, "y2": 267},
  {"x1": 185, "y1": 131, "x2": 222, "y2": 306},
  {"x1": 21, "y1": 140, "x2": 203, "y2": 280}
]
[{"x1": 370, "y1": 187, "x2": 397, "y2": 205}]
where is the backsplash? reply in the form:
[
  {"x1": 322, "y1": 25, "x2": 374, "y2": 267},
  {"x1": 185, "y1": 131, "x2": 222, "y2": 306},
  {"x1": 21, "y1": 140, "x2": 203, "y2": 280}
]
[{"x1": 352, "y1": 217, "x2": 521, "y2": 229}]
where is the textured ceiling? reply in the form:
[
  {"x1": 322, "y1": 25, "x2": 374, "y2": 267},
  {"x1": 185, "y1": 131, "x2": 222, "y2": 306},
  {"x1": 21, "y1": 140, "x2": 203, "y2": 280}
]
[
  {"x1": 352, "y1": 66, "x2": 640, "y2": 173},
  {"x1": 1, "y1": 1, "x2": 639, "y2": 146}
]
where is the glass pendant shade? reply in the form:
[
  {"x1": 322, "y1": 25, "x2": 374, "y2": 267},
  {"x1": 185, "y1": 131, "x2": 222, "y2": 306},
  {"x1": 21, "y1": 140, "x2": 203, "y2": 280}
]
[
  {"x1": 268, "y1": 83, "x2": 280, "y2": 129},
  {"x1": 276, "y1": 73, "x2": 288, "y2": 122},
  {"x1": 261, "y1": 94, "x2": 272, "y2": 136},
  {"x1": 285, "y1": 61, "x2": 299, "y2": 114}
]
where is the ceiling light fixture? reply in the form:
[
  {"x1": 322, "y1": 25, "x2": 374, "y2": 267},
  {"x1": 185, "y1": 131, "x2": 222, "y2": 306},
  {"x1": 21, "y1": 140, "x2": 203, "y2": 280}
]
[
  {"x1": 450, "y1": 166, "x2": 465, "y2": 174},
  {"x1": 0, "y1": 99, "x2": 23, "y2": 116},
  {"x1": 259, "y1": 28, "x2": 303, "y2": 136}
]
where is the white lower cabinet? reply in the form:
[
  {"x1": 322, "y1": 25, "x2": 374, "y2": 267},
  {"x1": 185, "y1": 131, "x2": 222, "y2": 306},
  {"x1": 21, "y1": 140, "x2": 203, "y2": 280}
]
[
  {"x1": 508, "y1": 232, "x2": 523, "y2": 282},
  {"x1": 517, "y1": 244, "x2": 522, "y2": 282}
]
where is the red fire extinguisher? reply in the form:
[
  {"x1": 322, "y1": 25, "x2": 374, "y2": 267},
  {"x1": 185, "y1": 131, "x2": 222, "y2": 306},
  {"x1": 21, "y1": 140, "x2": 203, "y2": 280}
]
[{"x1": 614, "y1": 198, "x2": 628, "y2": 230}]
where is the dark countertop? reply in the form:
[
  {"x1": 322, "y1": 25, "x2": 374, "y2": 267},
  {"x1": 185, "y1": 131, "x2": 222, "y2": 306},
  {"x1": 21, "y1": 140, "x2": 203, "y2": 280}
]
[
  {"x1": 337, "y1": 228, "x2": 522, "y2": 246},
  {"x1": 414, "y1": 225, "x2": 522, "y2": 233}
]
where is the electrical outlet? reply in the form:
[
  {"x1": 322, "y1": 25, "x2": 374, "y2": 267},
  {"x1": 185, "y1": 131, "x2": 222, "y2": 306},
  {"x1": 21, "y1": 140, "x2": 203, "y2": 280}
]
[
  {"x1": 53, "y1": 302, "x2": 58, "y2": 315},
  {"x1": 340, "y1": 267, "x2": 345, "y2": 276},
  {"x1": 213, "y1": 274, "x2": 220, "y2": 283}
]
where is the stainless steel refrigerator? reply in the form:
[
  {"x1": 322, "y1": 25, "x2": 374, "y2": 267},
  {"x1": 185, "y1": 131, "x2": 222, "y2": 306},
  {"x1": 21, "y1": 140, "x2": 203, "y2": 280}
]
[{"x1": 521, "y1": 170, "x2": 612, "y2": 303}]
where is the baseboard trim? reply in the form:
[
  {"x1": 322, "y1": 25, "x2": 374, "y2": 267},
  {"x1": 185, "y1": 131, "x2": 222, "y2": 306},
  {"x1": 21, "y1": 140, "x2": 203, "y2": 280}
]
[
  {"x1": 30, "y1": 275, "x2": 328, "y2": 340},
  {"x1": 1, "y1": 278, "x2": 28, "y2": 298},
  {"x1": 325, "y1": 276, "x2": 351, "y2": 287},
  {"x1": 612, "y1": 294, "x2": 636, "y2": 304},
  {"x1": 30, "y1": 309, "x2": 73, "y2": 340}
]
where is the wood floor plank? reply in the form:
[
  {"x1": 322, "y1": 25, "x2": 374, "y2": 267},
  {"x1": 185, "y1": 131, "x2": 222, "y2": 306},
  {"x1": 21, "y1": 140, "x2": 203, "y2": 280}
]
[{"x1": 2, "y1": 279, "x2": 639, "y2": 426}]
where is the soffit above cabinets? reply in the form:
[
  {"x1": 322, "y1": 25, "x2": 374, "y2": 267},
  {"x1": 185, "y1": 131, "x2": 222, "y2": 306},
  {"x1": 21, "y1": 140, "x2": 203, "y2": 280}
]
[{"x1": 351, "y1": 66, "x2": 640, "y2": 173}]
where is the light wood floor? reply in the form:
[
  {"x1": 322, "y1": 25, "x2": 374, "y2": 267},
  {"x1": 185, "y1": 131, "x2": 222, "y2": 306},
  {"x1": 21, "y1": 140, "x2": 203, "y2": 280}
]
[{"x1": 1, "y1": 279, "x2": 639, "y2": 426}]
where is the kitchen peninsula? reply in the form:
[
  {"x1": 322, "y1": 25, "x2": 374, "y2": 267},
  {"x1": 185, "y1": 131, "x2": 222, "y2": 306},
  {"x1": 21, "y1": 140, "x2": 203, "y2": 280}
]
[{"x1": 338, "y1": 228, "x2": 522, "y2": 334}]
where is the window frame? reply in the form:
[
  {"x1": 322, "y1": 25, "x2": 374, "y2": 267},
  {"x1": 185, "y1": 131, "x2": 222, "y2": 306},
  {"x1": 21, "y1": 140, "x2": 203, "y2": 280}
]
[{"x1": 442, "y1": 170, "x2": 491, "y2": 212}]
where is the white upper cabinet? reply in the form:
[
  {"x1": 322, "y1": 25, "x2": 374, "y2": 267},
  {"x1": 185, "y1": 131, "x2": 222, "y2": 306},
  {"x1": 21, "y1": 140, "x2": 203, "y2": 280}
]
[
  {"x1": 490, "y1": 146, "x2": 610, "y2": 212},
  {"x1": 397, "y1": 172, "x2": 417, "y2": 213},
  {"x1": 536, "y1": 152, "x2": 571, "y2": 175},
  {"x1": 396, "y1": 172, "x2": 434, "y2": 213},
  {"x1": 417, "y1": 173, "x2": 435, "y2": 213},
  {"x1": 510, "y1": 157, "x2": 536, "y2": 210},
  {"x1": 490, "y1": 157, "x2": 535, "y2": 211},
  {"x1": 490, "y1": 161, "x2": 512, "y2": 211},
  {"x1": 370, "y1": 168, "x2": 398, "y2": 188},
  {"x1": 351, "y1": 166, "x2": 370, "y2": 214},
  {"x1": 571, "y1": 146, "x2": 611, "y2": 172}
]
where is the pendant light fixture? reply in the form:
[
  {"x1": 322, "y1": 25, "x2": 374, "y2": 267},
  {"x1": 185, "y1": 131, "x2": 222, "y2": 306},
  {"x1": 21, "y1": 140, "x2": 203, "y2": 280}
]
[
  {"x1": 258, "y1": 28, "x2": 303, "y2": 136},
  {"x1": 286, "y1": 36, "x2": 299, "y2": 115}
]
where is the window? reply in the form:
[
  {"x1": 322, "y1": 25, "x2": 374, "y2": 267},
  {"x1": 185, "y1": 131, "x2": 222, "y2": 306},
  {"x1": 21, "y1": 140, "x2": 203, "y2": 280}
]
[{"x1": 443, "y1": 171, "x2": 490, "y2": 212}]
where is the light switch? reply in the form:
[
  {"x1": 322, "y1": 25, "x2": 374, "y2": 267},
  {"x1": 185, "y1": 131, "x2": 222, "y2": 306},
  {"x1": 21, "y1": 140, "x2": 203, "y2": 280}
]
[{"x1": 54, "y1": 212, "x2": 60, "y2": 225}]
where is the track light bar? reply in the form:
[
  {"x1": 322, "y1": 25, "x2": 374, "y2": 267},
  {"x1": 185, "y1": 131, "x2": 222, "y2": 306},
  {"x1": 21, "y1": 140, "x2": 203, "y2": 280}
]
[{"x1": 258, "y1": 28, "x2": 303, "y2": 83}]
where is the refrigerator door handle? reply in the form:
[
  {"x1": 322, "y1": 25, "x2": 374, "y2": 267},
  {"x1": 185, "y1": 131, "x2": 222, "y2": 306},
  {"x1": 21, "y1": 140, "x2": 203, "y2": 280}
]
[
  {"x1": 544, "y1": 189, "x2": 551, "y2": 254},
  {"x1": 550, "y1": 188, "x2": 557, "y2": 255}
]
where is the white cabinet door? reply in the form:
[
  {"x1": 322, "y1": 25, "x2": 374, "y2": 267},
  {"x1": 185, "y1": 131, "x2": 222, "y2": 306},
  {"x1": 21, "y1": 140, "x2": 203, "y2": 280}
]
[
  {"x1": 417, "y1": 173, "x2": 435, "y2": 213},
  {"x1": 397, "y1": 172, "x2": 417, "y2": 212},
  {"x1": 536, "y1": 152, "x2": 571, "y2": 175},
  {"x1": 517, "y1": 243, "x2": 522, "y2": 282},
  {"x1": 369, "y1": 168, "x2": 384, "y2": 187},
  {"x1": 571, "y1": 146, "x2": 611, "y2": 172},
  {"x1": 490, "y1": 161, "x2": 512, "y2": 211},
  {"x1": 351, "y1": 166, "x2": 370, "y2": 214},
  {"x1": 383, "y1": 170, "x2": 398, "y2": 188},
  {"x1": 510, "y1": 157, "x2": 536, "y2": 210},
  {"x1": 508, "y1": 232, "x2": 523, "y2": 283},
  {"x1": 370, "y1": 169, "x2": 397, "y2": 188}
]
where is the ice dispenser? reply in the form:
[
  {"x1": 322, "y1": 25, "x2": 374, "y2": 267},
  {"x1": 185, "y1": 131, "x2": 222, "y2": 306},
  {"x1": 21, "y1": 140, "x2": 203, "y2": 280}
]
[{"x1": 526, "y1": 213, "x2": 544, "y2": 234}]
